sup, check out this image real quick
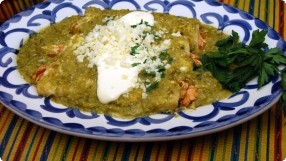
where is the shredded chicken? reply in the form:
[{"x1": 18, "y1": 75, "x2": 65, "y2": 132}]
[
  {"x1": 31, "y1": 65, "x2": 47, "y2": 83},
  {"x1": 70, "y1": 16, "x2": 92, "y2": 34},
  {"x1": 31, "y1": 62, "x2": 58, "y2": 83},
  {"x1": 179, "y1": 79, "x2": 198, "y2": 107},
  {"x1": 190, "y1": 53, "x2": 202, "y2": 66},
  {"x1": 198, "y1": 32, "x2": 206, "y2": 50},
  {"x1": 41, "y1": 44, "x2": 65, "y2": 57},
  {"x1": 70, "y1": 22, "x2": 79, "y2": 34}
]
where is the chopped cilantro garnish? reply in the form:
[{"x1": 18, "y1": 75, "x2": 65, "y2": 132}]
[
  {"x1": 131, "y1": 63, "x2": 141, "y2": 67},
  {"x1": 154, "y1": 34, "x2": 161, "y2": 40},
  {"x1": 159, "y1": 50, "x2": 173, "y2": 64},
  {"x1": 130, "y1": 44, "x2": 140, "y2": 55},
  {"x1": 158, "y1": 50, "x2": 173, "y2": 63},
  {"x1": 156, "y1": 65, "x2": 166, "y2": 72},
  {"x1": 159, "y1": 51, "x2": 168, "y2": 60},
  {"x1": 144, "y1": 21, "x2": 152, "y2": 27},
  {"x1": 146, "y1": 81, "x2": 159, "y2": 93},
  {"x1": 160, "y1": 72, "x2": 166, "y2": 78},
  {"x1": 131, "y1": 19, "x2": 152, "y2": 28},
  {"x1": 141, "y1": 31, "x2": 149, "y2": 39},
  {"x1": 151, "y1": 56, "x2": 157, "y2": 61},
  {"x1": 130, "y1": 20, "x2": 143, "y2": 28},
  {"x1": 168, "y1": 57, "x2": 174, "y2": 64}
]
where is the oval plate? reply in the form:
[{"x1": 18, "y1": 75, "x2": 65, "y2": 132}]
[{"x1": 0, "y1": 0, "x2": 285, "y2": 141}]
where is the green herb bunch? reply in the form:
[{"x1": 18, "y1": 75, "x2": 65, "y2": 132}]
[{"x1": 201, "y1": 30, "x2": 286, "y2": 115}]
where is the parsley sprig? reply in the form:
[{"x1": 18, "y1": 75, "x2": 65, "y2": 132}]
[{"x1": 201, "y1": 30, "x2": 286, "y2": 115}]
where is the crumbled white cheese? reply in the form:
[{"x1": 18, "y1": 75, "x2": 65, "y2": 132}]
[
  {"x1": 74, "y1": 11, "x2": 171, "y2": 103},
  {"x1": 172, "y1": 32, "x2": 182, "y2": 37},
  {"x1": 180, "y1": 66, "x2": 188, "y2": 72}
]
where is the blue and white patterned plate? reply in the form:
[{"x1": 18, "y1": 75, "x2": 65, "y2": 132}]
[{"x1": 0, "y1": 0, "x2": 285, "y2": 141}]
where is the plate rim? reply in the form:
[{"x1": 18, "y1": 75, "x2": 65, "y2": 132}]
[{"x1": 0, "y1": 94, "x2": 280, "y2": 142}]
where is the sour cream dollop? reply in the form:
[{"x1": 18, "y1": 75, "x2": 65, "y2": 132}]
[
  {"x1": 74, "y1": 11, "x2": 170, "y2": 104},
  {"x1": 120, "y1": 11, "x2": 155, "y2": 26},
  {"x1": 96, "y1": 54, "x2": 140, "y2": 104}
]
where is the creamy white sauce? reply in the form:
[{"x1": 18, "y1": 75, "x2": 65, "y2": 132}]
[
  {"x1": 96, "y1": 53, "x2": 140, "y2": 104},
  {"x1": 96, "y1": 11, "x2": 154, "y2": 103},
  {"x1": 120, "y1": 11, "x2": 154, "y2": 26}
]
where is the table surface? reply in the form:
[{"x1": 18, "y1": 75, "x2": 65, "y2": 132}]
[{"x1": 0, "y1": 0, "x2": 286, "y2": 160}]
